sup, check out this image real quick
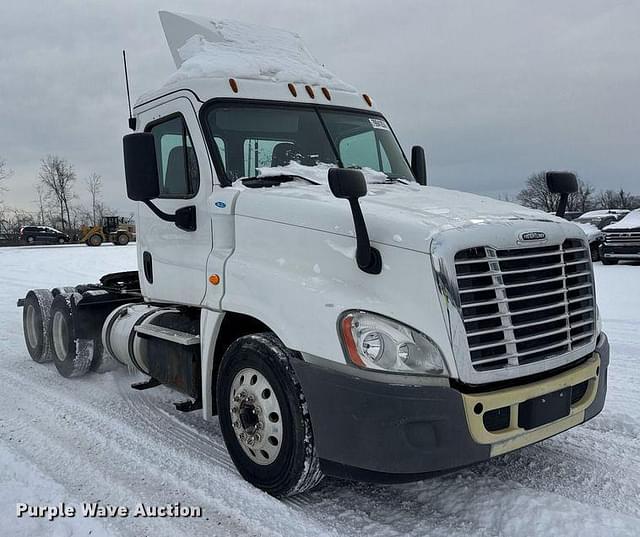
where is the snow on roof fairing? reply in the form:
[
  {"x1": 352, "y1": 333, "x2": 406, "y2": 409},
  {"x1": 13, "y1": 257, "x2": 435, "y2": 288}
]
[{"x1": 158, "y1": 11, "x2": 355, "y2": 91}]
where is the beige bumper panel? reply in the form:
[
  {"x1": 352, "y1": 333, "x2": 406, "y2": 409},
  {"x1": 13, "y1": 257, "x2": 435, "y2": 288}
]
[{"x1": 461, "y1": 354, "x2": 600, "y2": 456}]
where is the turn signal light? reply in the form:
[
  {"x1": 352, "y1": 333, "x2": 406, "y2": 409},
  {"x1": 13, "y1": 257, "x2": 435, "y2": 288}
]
[{"x1": 209, "y1": 274, "x2": 221, "y2": 285}]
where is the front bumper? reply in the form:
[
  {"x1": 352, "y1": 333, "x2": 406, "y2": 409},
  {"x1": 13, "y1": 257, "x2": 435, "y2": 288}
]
[
  {"x1": 601, "y1": 244, "x2": 640, "y2": 259},
  {"x1": 292, "y1": 333, "x2": 609, "y2": 483}
]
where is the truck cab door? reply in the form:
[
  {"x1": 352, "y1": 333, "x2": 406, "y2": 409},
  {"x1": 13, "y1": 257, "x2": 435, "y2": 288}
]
[{"x1": 136, "y1": 97, "x2": 214, "y2": 306}]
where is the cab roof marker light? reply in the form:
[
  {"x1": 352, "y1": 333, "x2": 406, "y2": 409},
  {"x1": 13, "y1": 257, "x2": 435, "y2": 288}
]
[
  {"x1": 362, "y1": 93, "x2": 373, "y2": 107},
  {"x1": 321, "y1": 87, "x2": 331, "y2": 101},
  {"x1": 229, "y1": 78, "x2": 239, "y2": 93},
  {"x1": 305, "y1": 85, "x2": 315, "y2": 98},
  {"x1": 288, "y1": 83, "x2": 298, "y2": 97}
]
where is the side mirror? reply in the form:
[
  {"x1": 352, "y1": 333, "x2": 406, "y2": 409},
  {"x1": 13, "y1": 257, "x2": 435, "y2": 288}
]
[
  {"x1": 328, "y1": 168, "x2": 367, "y2": 199},
  {"x1": 546, "y1": 171, "x2": 578, "y2": 218},
  {"x1": 411, "y1": 146, "x2": 427, "y2": 186},
  {"x1": 123, "y1": 133, "x2": 197, "y2": 232},
  {"x1": 328, "y1": 168, "x2": 381, "y2": 274},
  {"x1": 546, "y1": 171, "x2": 578, "y2": 194},
  {"x1": 123, "y1": 133, "x2": 160, "y2": 201}
]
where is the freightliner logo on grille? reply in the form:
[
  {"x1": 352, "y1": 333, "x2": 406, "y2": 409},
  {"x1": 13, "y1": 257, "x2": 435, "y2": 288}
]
[{"x1": 519, "y1": 231, "x2": 547, "y2": 242}]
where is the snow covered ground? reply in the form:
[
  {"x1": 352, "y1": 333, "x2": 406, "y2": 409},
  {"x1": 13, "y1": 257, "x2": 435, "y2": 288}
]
[{"x1": 1, "y1": 244, "x2": 638, "y2": 536}]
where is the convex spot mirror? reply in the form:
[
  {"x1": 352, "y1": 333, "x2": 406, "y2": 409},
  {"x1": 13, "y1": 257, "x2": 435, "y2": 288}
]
[
  {"x1": 123, "y1": 133, "x2": 160, "y2": 201},
  {"x1": 546, "y1": 171, "x2": 578, "y2": 194}
]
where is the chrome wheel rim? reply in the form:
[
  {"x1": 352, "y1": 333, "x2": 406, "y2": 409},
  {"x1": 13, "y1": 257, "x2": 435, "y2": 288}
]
[
  {"x1": 230, "y1": 368, "x2": 283, "y2": 465},
  {"x1": 25, "y1": 304, "x2": 39, "y2": 348},
  {"x1": 52, "y1": 310, "x2": 69, "y2": 360}
]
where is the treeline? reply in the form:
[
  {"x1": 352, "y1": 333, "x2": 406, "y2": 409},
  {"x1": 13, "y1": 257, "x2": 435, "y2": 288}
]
[
  {"x1": 0, "y1": 154, "x2": 124, "y2": 235},
  {"x1": 516, "y1": 171, "x2": 640, "y2": 213}
]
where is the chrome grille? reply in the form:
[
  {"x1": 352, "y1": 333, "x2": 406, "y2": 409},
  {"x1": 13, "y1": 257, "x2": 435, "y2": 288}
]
[
  {"x1": 604, "y1": 231, "x2": 640, "y2": 245},
  {"x1": 454, "y1": 239, "x2": 595, "y2": 372}
]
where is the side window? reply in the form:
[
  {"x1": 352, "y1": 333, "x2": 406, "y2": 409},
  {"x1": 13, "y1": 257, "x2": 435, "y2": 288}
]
[{"x1": 148, "y1": 116, "x2": 200, "y2": 198}]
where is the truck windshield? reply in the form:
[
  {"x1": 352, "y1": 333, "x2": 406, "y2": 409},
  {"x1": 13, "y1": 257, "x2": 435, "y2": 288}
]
[{"x1": 202, "y1": 102, "x2": 415, "y2": 184}]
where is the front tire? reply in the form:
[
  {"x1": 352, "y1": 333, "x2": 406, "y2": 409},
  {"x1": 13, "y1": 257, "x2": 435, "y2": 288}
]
[
  {"x1": 217, "y1": 333, "x2": 324, "y2": 497},
  {"x1": 48, "y1": 293, "x2": 92, "y2": 378},
  {"x1": 22, "y1": 289, "x2": 54, "y2": 363},
  {"x1": 87, "y1": 234, "x2": 103, "y2": 246}
]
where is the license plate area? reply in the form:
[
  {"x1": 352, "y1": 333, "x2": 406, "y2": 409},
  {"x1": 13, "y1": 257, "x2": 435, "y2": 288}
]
[{"x1": 518, "y1": 387, "x2": 571, "y2": 430}]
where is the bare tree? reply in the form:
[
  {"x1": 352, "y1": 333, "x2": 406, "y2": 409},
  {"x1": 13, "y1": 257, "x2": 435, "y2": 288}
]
[
  {"x1": 0, "y1": 157, "x2": 13, "y2": 195},
  {"x1": 85, "y1": 173, "x2": 103, "y2": 226},
  {"x1": 596, "y1": 188, "x2": 640, "y2": 210},
  {"x1": 517, "y1": 172, "x2": 560, "y2": 212},
  {"x1": 38, "y1": 155, "x2": 76, "y2": 230}
]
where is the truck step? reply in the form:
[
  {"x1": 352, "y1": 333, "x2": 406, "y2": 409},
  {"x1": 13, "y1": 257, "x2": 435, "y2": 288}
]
[
  {"x1": 174, "y1": 398, "x2": 202, "y2": 412},
  {"x1": 134, "y1": 324, "x2": 200, "y2": 346},
  {"x1": 131, "y1": 377, "x2": 161, "y2": 391}
]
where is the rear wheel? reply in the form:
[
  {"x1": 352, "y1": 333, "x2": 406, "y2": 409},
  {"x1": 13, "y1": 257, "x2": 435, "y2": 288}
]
[
  {"x1": 26, "y1": 236, "x2": 35, "y2": 244},
  {"x1": 48, "y1": 293, "x2": 92, "y2": 378},
  {"x1": 87, "y1": 234, "x2": 103, "y2": 246},
  {"x1": 217, "y1": 332, "x2": 323, "y2": 497},
  {"x1": 22, "y1": 289, "x2": 54, "y2": 363},
  {"x1": 57, "y1": 236, "x2": 65, "y2": 244},
  {"x1": 116, "y1": 233, "x2": 129, "y2": 246}
]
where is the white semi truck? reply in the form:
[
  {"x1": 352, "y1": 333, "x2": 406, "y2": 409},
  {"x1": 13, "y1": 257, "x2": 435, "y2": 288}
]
[{"x1": 19, "y1": 12, "x2": 608, "y2": 497}]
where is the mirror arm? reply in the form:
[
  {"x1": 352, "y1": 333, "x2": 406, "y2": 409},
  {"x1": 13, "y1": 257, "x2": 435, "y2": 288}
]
[
  {"x1": 143, "y1": 200, "x2": 175, "y2": 223},
  {"x1": 348, "y1": 199, "x2": 382, "y2": 275},
  {"x1": 556, "y1": 193, "x2": 569, "y2": 218},
  {"x1": 143, "y1": 201, "x2": 197, "y2": 232}
]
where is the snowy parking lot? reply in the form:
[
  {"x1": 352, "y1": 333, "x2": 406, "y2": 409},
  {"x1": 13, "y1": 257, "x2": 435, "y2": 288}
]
[{"x1": 1, "y1": 244, "x2": 639, "y2": 537}]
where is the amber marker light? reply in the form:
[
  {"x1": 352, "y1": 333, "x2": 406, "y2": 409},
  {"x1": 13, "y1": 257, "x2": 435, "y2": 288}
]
[
  {"x1": 209, "y1": 274, "x2": 221, "y2": 285},
  {"x1": 229, "y1": 78, "x2": 239, "y2": 93},
  {"x1": 340, "y1": 314, "x2": 365, "y2": 368},
  {"x1": 305, "y1": 85, "x2": 315, "y2": 98},
  {"x1": 362, "y1": 93, "x2": 373, "y2": 107},
  {"x1": 321, "y1": 87, "x2": 331, "y2": 100},
  {"x1": 288, "y1": 83, "x2": 297, "y2": 97}
]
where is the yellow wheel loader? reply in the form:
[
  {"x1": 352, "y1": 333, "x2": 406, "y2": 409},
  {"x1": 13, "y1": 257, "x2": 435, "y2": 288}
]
[{"x1": 80, "y1": 216, "x2": 135, "y2": 246}]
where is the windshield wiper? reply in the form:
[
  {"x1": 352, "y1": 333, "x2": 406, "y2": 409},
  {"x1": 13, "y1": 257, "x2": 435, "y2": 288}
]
[{"x1": 241, "y1": 174, "x2": 319, "y2": 189}]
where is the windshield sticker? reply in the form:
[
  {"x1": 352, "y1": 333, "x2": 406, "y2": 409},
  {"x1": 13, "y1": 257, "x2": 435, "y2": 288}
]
[{"x1": 369, "y1": 118, "x2": 390, "y2": 131}]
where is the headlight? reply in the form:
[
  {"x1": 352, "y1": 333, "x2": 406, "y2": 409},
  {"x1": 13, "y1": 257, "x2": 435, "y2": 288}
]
[{"x1": 338, "y1": 311, "x2": 448, "y2": 375}]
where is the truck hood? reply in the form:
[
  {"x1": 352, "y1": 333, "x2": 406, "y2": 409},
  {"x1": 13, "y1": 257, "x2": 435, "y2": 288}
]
[{"x1": 232, "y1": 181, "x2": 565, "y2": 254}]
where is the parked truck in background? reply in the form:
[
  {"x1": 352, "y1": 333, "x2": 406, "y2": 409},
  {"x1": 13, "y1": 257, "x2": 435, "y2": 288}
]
[
  {"x1": 18, "y1": 12, "x2": 609, "y2": 497},
  {"x1": 601, "y1": 209, "x2": 640, "y2": 264}
]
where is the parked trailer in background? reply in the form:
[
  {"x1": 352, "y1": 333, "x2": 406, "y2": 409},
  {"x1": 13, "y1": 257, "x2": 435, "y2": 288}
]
[{"x1": 18, "y1": 12, "x2": 609, "y2": 497}]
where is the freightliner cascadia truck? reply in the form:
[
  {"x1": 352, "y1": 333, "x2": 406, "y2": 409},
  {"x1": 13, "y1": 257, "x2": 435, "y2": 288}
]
[{"x1": 19, "y1": 12, "x2": 608, "y2": 497}]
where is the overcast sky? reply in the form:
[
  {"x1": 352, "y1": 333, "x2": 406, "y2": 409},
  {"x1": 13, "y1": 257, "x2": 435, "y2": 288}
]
[{"x1": 1, "y1": 0, "x2": 638, "y2": 215}]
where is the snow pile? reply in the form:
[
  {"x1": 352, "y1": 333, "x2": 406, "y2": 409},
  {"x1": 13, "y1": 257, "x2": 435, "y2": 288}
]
[
  {"x1": 573, "y1": 222, "x2": 603, "y2": 242},
  {"x1": 254, "y1": 161, "x2": 392, "y2": 185},
  {"x1": 604, "y1": 208, "x2": 640, "y2": 230},
  {"x1": 163, "y1": 15, "x2": 354, "y2": 91}
]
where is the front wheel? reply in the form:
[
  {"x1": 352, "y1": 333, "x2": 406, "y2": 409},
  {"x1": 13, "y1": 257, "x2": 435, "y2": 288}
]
[
  {"x1": 87, "y1": 234, "x2": 103, "y2": 246},
  {"x1": 216, "y1": 333, "x2": 324, "y2": 497}
]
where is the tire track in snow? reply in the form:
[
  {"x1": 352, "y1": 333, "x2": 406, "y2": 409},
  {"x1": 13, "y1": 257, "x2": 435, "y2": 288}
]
[{"x1": 0, "y1": 366, "x2": 338, "y2": 537}]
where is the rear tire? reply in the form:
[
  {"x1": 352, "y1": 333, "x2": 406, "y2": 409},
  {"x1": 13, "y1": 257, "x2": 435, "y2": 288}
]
[
  {"x1": 217, "y1": 332, "x2": 324, "y2": 497},
  {"x1": 57, "y1": 237, "x2": 65, "y2": 244},
  {"x1": 26, "y1": 236, "x2": 35, "y2": 244},
  {"x1": 48, "y1": 293, "x2": 92, "y2": 378},
  {"x1": 116, "y1": 233, "x2": 129, "y2": 246},
  {"x1": 22, "y1": 289, "x2": 54, "y2": 363}
]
